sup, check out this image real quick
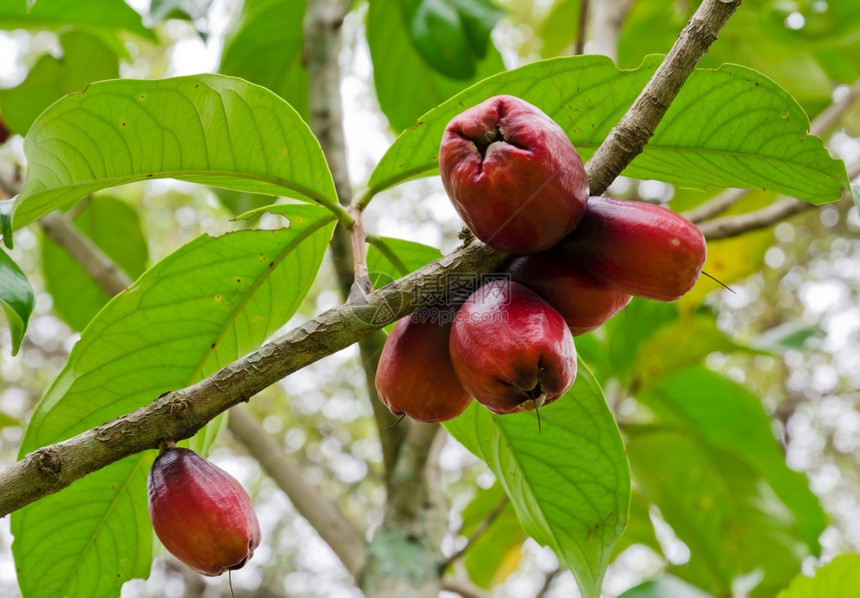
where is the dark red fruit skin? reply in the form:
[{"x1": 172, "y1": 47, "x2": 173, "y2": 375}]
[
  {"x1": 504, "y1": 249, "x2": 632, "y2": 335},
  {"x1": 560, "y1": 196, "x2": 707, "y2": 302},
  {"x1": 147, "y1": 447, "x2": 262, "y2": 576},
  {"x1": 449, "y1": 280, "x2": 577, "y2": 414},
  {"x1": 375, "y1": 309, "x2": 472, "y2": 423},
  {"x1": 439, "y1": 95, "x2": 589, "y2": 254}
]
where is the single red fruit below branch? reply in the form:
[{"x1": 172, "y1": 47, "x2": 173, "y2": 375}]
[
  {"x1": 147, "y1": 446, "x2": 261, "y2": 576},
  {"x1": 375, "y1": 308, "x2": 472, "y2": 423}
]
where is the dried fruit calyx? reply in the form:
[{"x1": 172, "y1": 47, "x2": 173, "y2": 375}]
[
  {"x1": 449, "y1": 279, "x2": 577, "y2": 414},
  {"x1": 439, "y1": 95, "x2": 589, "y2": 254},
  {"x1": 147, "y1": 446, "x2": 261, "y2": 576},
  {"x1": 375, "y1": 308, "x2": 472, "y2": 423}
]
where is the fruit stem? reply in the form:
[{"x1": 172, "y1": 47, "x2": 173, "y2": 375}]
[
  {"x1": 701, "y1": 270, "x2": 735, "y2": 293},
  {"x1": 157, "y1": 439, "x2": 177, "y2": 455}
]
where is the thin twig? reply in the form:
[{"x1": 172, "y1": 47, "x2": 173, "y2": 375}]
[
  {"x1": 699, "y1": 157, "x2": 860, "y2": 240},
  {"x1": 441, "y1": 576, "x2": 493, "y2": 598},
  {"x1": 574, "y1": 0, "x2": 590, "y2": 56},
  {"x1": 684, "y1": 76, "x2": 860, "y2": 223},
  {"x1": 534, "y1": 567, "x2": 564, "y2": 598},
  {"x1": 40, "y1": 211, "x2": 132, "y2": 296},
  {"x1": 441, "y1": 495, "x2": 510, "y2": 570},
  {"x1": 586, "y1": 0, "x2": 743, "y2": 196}
]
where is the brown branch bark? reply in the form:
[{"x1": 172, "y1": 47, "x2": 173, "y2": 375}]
[{"x1": 586, "y1": 0, "x2": 742, "y2": 195}]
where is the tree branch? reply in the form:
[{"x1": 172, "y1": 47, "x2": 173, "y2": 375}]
[
  {"x1": 302, "y1": 0, "x2": 404, "y2": 474},
  {"x1": 441, "y1": 576, "x2": 493, "y2": 598},
  {"x1": 586, "y1": 0, "x2": 742, "y2": 195},
  {"x1": 0, "y1": 238, "x2": 507, "y2": 518},
  {"x1": 40, "y1": 210, "x2": 132, "y2": 295},
  {"x1": 699, "y1": 157, "x2": 860, "y2": 239},
  {"x1": 226, "y1": 406, "x2": 367, "y2": 577},
  {"x1": 441, "y1": 495, "x2": 509, "y2": 570}
]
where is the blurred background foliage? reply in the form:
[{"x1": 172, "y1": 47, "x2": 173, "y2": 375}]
[{"x1": 1, "y1": 0, "x2": 859, "y2": 597}]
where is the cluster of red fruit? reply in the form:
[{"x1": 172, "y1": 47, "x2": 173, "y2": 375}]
[
  {"x1": 376, "y1": 95, "x2": 707, "y2": 423},
  {"x1": 147, "y1": 445, "x2": 261, "y2": 576}
]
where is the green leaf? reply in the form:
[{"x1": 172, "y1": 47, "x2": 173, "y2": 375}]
[
  {"x1": 630, "y1": 314, "x2": 750, "y2": 392},
  {"x1": 367, "y1": 0, "x2": 505, "y2": 132},
  {"x1": 0, "y1": 29, "x2": 119, "y2": 135},
  {"x1": 611, "y1": 489, "x2": 661, "y2": 560},
  {"x1": 627, "y1": 429, "x2": 811, "y2": 597},
  {"x1": 750, "y1": 321, "x2": 824, "y2": 354},
  {"x1": 460, "y1": 484, "x2": 526, "y2": 588},
  {"x1": 11, "y1": 74, "x2": 340, "y2": 230},
  {"x1": 0, "y1": 0, "x2": 153, "y2": 39},
  {"x1": 401, "y1": 0, "x2": 503, "y2": 79},
  {"x1": 618, "y1": 574, "x2": 714, "y2": 598},
  {"x1": 367, "y1": 56, "x2": 849, "y2": 205},
  {"x1": 640, "y1": 367, "x2": 827, "y2": 555},
  {"x1": 0, "y1": 410, "x2": 20, "y2": 428},
  {"x1": 12, "y1": 204, "x2": 336, "y2": 598},
  {"x1": 218, "y1": 0, "x2": 309, "y2": 119},
  {"x1": 42, "y1": 196, "x2": 148, "y2": 331},
  {"x1": 445, "y1": 361, "x2": 630, "y2": 598},
  {"x1": 0, "y1": 247, "x2": 34, "y2": 355},
  {"x1": 777, "y1": 553, "x2": 860, "y2": 598},
  {"x1": 538, "y1": 0, "x2": 581, "y2": 58},
  {"x1": 147, "y1": 0, "x2": 212, "y2": 25},
  {"x1": 366, "y1": 236, "x2": 442, "y2": 282},
  {"x1": 602, "y1": 298, "x2": 678, "y2": 386}
]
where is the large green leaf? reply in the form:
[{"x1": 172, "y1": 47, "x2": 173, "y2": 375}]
[
  {"x1": 42, "y1": 196, "x2": 148, "y2": 331},
  {"x1": 10, "y1": 74, "x2": 339, "y2": 231},
  {"x1": 777, "y1": 553, "x2": 860, "y2": 598},
  {"x1": 366, "y1": 236, "x2": 442, "y2": 281},
  {"x1": 445, "y1": 362, "x2": 630, "y2": 598},
  {"x1": 628, "y1": 367, "x2": 826, "y2": 597},
  {"x1": 401, "y1": 0, "x2": 504, "y2": 79},
  {"x1": 0, "y1": 0, "x2": 153, "y2": 39},
  {"x1": 366, "y1": 55, "x2": 849, "y2": 205},
  {"x1": 218, "y1": 0, "x2": 309, "y2": 119},
  {"x1": 0, "y1": 247, "x2": 34, "y2": 355},
  {"x1": 618, "y1": 574, "x2": 714, "y2": 598},
  {"x1": 0, "y1": 29, "x2": 119, "y2": 135},
  {"x1": 640, "y1": 367, "x2": 826, "y2": 554},
  {"x1": 11, "y1": 204, "x2": 336, "y2": 598},
  {"x1": 366, "y1": 0, "x2": 506, "y2": 132},
  {"x1": 628, "y1": 429, "x2": 813, "y2": 597}
]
